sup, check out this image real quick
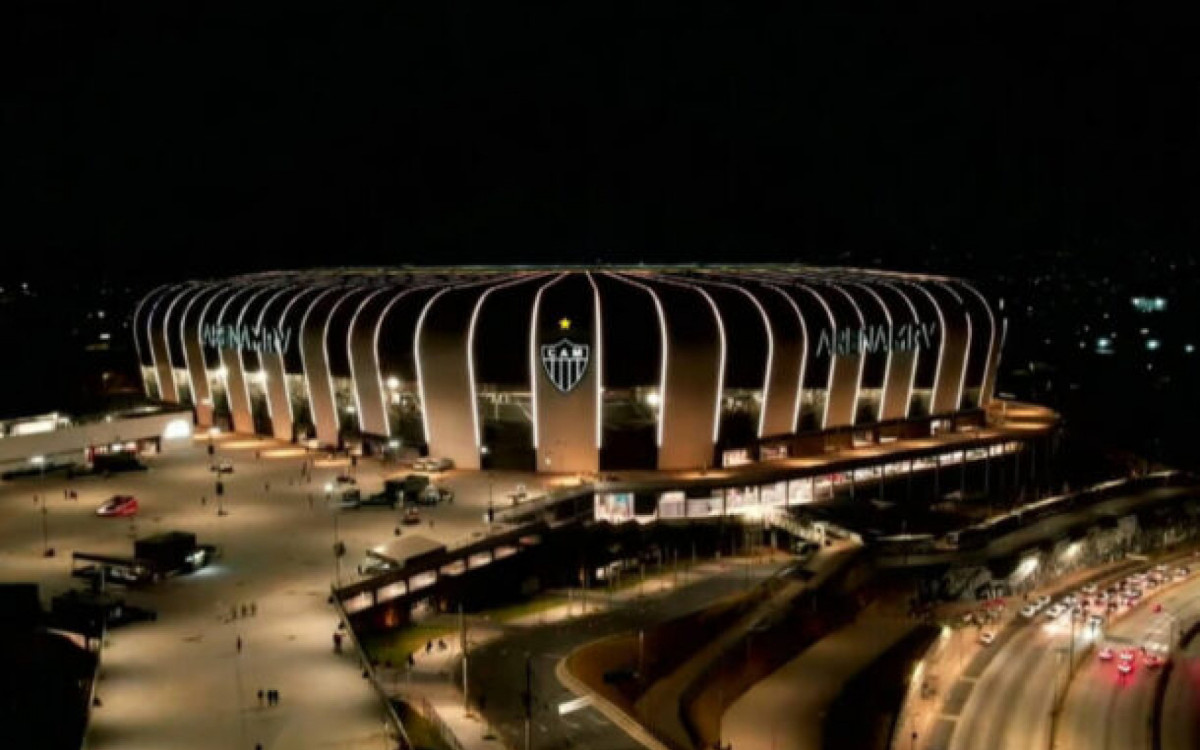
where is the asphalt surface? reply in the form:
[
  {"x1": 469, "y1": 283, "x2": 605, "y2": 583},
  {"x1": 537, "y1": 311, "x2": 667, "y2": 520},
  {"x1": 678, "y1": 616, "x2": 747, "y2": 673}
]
[
  {"x1": 1162, "y1": 619, "x2": 1200, "y2": 750},
  {"x1": 940, "y1": 556, "x2": 1200, "y2": 750},
  {"x1": 466, "y1": 560, "x2": 785, "y2": 750},
  {"x1": 1058, "y1": 572, "x2": 1200, "y2": 750}
]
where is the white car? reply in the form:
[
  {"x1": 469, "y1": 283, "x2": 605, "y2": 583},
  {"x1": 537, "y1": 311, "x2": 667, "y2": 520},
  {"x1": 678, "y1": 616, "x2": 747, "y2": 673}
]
[
  {"x1": 1036, "y1": 595, "x2": 1051, "y2": 608},
  {"x1": 978, "y1": 631, "x2": 996, "y2": 646},
  {"x1": 1045, "y1": 604, "x2": 1066, "y2": 620},
  {"x1": 1081, "y1": 583, "x2": 1098, "y2": 595},
  {"x1": 1021, "y1": 603, "x2": 1040, "y2": 619}
]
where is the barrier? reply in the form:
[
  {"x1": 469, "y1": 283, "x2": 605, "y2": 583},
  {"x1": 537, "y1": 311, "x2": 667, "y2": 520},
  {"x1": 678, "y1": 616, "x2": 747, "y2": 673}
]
[{"x1": 330, "y1": 587, "x2": 413, "y2": 750}]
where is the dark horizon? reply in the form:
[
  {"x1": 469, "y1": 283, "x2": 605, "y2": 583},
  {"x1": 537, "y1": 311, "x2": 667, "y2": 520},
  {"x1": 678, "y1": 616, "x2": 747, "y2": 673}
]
[{"x1": 7, "y1": 5, "x2": 1199, "y2": 285}]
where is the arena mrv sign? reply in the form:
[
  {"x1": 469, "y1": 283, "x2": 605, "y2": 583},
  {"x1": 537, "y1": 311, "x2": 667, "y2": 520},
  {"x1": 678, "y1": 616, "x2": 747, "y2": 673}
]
[
  {"x1": 201, "y1": 323, "x2": 293, "y2": 355},
  {"x1": 816, "y1": 321, "x2": 938, "y2": 358}
]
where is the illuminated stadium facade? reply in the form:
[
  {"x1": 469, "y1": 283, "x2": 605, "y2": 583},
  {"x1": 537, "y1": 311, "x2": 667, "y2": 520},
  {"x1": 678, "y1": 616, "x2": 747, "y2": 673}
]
[{"x1": 133, "y1": 267, "x2": 1005, "y2": 474}]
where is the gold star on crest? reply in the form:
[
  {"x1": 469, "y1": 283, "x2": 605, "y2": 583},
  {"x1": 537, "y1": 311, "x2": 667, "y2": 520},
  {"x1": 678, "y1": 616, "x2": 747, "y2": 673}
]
[{"x1": 558, "y1": 317, "x2": 571, "y2": 330}]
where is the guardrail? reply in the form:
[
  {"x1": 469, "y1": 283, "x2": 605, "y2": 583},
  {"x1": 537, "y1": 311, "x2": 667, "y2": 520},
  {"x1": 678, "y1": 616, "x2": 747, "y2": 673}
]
[
  {"x1": 330, "y1": 587, "x2": 413, "y2": 750},
  {"x1": 874, "y1": 471, "x2": 1195, "y2": 561}
]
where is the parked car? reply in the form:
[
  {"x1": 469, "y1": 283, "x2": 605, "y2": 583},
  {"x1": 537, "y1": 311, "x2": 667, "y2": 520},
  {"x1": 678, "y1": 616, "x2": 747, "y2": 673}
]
[
  {"x1": 416, "y1": 486, "x2": 454, "y2": 506},
  {"x1": 401, "y1": 508, "x2": 421, "y2": 525},
  {"x1": 415, "y1": 457, "x2": 453, "y2": 473},
  {"x1": 96, "y1": 495, "x2": 139, "y2": 517},
  {"x1": 335, "y1": 474, "x2": 357, "y2": 485},
  {"x1": 210, "y1": 460, "x2": 234, "y2": 474}
]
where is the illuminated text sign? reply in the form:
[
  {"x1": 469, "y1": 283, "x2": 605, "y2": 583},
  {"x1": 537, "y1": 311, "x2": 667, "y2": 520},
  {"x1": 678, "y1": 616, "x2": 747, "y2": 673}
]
[
  {"x1": 201, "y1": 323, "x2": 293, "y2": 355},
  {"x1": 816, "y1": 322, "x2": 937, "y2": 358}
]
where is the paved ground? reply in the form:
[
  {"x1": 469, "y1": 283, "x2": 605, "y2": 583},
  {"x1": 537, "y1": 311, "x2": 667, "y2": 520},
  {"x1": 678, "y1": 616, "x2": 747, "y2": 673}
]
[
  {"x1": 0, "y1": 435, "x2": 543, "y2": 750},
  {"x1": 722, "y1": 609, "x2": 914, "y2": 750}
]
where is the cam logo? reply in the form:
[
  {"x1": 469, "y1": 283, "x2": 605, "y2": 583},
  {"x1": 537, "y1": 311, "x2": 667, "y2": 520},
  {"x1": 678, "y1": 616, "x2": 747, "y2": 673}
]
[{"x1": 541, "y1": 338, "x2": 589, "y2": 393}]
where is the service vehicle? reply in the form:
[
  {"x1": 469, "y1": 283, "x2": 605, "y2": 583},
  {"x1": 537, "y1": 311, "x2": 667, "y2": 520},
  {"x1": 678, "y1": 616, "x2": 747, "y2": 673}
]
[{"x1": 72, "y1": 531, "x2": 216, "y2": 586}]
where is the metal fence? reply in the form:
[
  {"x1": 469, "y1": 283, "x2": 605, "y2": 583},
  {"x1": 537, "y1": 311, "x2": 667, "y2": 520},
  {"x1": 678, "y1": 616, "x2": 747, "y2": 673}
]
[{"x1": 330, "y1": 587, "x2": 414, "y2": 750}]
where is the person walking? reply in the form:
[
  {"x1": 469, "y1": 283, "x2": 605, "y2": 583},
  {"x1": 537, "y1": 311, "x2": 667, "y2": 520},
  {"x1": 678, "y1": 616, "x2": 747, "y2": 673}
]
[
  {"x1": 250, "y1": 601, "x2": 257, "y2": 617},
  {"x1": 202, "y1": 495, "x2": 207, "y2": 507},
  {"x1": 236, "y1": 636, "x2": 243, "y2": 654},
  {"x1": 257, "y1": 689, "x2": 264, "y2": 707}
]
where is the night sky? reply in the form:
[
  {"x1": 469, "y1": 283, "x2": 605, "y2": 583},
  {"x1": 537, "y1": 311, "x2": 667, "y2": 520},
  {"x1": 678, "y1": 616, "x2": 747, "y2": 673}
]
[{"x1": 7, "y1": 4, "x2": 1198, "y2": 284}]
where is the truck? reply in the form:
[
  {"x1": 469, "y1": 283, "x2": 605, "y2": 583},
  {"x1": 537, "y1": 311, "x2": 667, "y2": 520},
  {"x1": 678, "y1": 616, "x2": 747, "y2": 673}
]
[{"x1": 72, "y1": 531, "x2": 217, "y2": 586}]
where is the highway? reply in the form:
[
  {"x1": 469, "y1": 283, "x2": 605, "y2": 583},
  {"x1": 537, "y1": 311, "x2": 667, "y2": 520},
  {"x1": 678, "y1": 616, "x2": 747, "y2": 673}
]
[
  {"x1": 945, "y1": 605, "x2": 1091, "y2": 750},
  {"x1": 1058, "y1": 572, "x2": 1200, "y2": 750},
  {"x1": 938, "y1": 556, "x2": 1199, "y2": 750}
]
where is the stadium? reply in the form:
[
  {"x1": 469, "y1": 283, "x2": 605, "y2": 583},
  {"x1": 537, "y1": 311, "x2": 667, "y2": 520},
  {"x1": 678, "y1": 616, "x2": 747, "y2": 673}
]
[{"x1": 133, "y1": 266, "x2": 1010, "y2": 477}]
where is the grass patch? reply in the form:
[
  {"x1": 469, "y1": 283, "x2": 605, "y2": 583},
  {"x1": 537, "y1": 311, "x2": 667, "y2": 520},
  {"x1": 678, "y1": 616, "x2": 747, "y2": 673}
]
[
  {"x1": 361, "y1": 622, "x2": 456, "y2": 667},
  {"x1": 482, "y1": 593, "x2": 571, "y2": 623},
  {"x1": 395, "y1": 699, "x2": 457, "y2": 750}
]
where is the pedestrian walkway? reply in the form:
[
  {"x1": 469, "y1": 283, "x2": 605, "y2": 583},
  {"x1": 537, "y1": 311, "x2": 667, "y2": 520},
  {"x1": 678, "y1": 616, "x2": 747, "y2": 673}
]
[
  {"x1": 723, "y1": 610, "x2": 915, "y2": 750},
  {"x1": 377, "y1": 557, "x2": 772, "y2": 750}
]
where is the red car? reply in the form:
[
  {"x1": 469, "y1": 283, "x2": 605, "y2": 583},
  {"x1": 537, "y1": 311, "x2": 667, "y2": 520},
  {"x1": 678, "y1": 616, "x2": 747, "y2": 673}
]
[{"x1": 96, "y1": 495, "x2": 139, "y2": 517}]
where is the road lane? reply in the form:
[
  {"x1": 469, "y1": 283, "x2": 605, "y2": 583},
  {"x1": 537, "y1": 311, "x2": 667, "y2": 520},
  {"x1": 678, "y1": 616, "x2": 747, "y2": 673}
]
[{"x1": 1058, "y1": 571, "x2": 1200, "y2": 750}]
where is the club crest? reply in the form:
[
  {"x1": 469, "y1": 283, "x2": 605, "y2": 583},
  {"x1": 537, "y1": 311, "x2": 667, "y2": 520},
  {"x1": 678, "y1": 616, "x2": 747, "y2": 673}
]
[{"x1": 541, "y1": 338, "x2": 589, "y2": 393}]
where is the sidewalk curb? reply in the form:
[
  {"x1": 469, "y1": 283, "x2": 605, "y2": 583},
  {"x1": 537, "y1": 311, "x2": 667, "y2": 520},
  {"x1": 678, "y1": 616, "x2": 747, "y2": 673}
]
[{"x1": 554, "y1": 643, "x2": 672, "y2": 750}]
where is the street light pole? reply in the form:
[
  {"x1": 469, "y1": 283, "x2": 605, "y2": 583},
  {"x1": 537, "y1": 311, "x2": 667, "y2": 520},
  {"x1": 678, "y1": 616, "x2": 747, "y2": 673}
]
[
  {"x1": 40, "y1": 497, "x2": 54, "y2": 557},
  {"x1": 523, "y1": 653, "x2": 533, "y2": 750}
]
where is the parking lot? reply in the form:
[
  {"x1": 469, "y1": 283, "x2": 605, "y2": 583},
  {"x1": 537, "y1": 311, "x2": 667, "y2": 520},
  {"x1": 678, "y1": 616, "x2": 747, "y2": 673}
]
[{"x1": 0, "y1": 433, "x2": 547, "y2": 749}]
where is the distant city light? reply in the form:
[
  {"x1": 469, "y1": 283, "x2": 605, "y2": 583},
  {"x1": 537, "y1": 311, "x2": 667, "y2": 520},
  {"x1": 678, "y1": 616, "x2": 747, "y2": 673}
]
[
  {"x1": 1131, "y1": 296, "x2": 1167, "y2": 313},
  {"x1": 1187, "y1": 344, "x2": 1196, "y2": 354},
  {"x1": 1095, "y1": 337, "x2": 1113, "y2": 354},
  {"x1": 1146, "y1": 339, "x2": 1161, "y2": 351}
]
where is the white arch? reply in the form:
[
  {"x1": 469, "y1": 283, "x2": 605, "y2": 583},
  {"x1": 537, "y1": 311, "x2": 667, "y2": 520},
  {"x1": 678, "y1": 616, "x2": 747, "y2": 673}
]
[
  {"x1": 934, "y1": 282, "x2": 969, "y2": 411},
  {"x1": 767, "y1": 284, "x2": 809, "y2": 434},
  {"x1": 604, "y1": 272, "x2": 669, "y2": 447},
  {"x1": 956, "y1": 280, "x2": 998, "y2": 405},
  {"x1": 907, "y1": 283, "x2": 949, "y2": 414},
  {"x1": 527, "y1": 273, "x2": 569, "y2": 450},
  {"x1": 847, "y1": 280, "x2": 892, "y2": 423},
  {"x1": 793, "y1": 283, "x2": 838, "y2": 430},
  {"x1": 585, "y1": 272, "x2": 605, "y2": 449},
  {"x1": 255, "y1": 284, "x2": 299, "y2": 422}
]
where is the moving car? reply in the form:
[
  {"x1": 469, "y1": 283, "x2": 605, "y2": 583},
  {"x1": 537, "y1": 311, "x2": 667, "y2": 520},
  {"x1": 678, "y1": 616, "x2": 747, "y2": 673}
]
[
  {"x1": 335, "y1": 474, "x2": 357, "y2": 485},
  {"x1": 1098, "y1": 647, "x2": 1114, "y2": 660},
  {"x1": 978, "y1": 631, "x2": 996, "y2": 646},
  {"x1": 1144, "y1": 654, "x2": 1163, "y2": 668},
  {"x1": 210, "y1": 460, "x2": 234, "y2": 474},
  {"x1": 96, "y1": 495, "x2": 139, "y2": 517},
  {"x1": 1021, "y1": 603, "x2": 1040, "y2": 618},
  {"x1": 1118, "y1": 660, "x2": 1134, "y2": 675},
  {"x1": 1045, "y1": 604, "x2": 1066, "y2": 620}
]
